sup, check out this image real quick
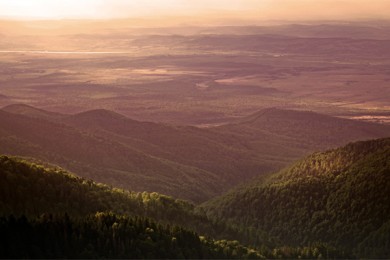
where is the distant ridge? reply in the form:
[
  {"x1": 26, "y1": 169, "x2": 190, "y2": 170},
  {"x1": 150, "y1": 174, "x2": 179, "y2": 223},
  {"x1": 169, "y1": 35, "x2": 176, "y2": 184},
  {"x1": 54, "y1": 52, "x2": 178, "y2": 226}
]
[
  {"x1": 66, "y1": 109, "x2": 132, "y2": 128},
  {"x1": 239, "y1": 107, "x2": 387, "y2": 126},
  {"x1": 72, "y1": 108, "x2": 127, "y2": 121},
  {"x1": 0, "y1": 108, "x2": 226, "y2": 202},
  {"x1": 220, "y1": 107, "x2": 390, "y2": 150},
  {"x1": 1, "y1": 105, "x2": 389, "y2": 202},
  {"x1": 239, "y1": 107, "x2": 332, "y2": 123},
  {"x1": 2, "y1": 104, "x2": 66, "y2": 120}
]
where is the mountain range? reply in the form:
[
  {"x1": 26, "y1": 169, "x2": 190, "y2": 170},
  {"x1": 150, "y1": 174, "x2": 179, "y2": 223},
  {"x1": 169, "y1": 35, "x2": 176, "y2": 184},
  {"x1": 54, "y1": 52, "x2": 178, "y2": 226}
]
[{"x1": 1, "y1": 104, "x2": 389, "y2": 202}]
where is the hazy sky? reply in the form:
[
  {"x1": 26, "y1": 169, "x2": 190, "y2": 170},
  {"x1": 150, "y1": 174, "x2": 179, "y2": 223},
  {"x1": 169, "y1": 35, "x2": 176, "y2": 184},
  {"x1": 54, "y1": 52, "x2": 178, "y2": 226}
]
[{"x1": 0, "y1": 0, "x2": 389, "y2": 21}]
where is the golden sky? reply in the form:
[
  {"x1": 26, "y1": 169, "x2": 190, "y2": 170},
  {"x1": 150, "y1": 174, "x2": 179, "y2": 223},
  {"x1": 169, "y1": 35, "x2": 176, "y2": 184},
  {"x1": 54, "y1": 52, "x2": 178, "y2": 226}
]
[{"x1": 0, "y1": 0, "x2": 389, "y2": 21}]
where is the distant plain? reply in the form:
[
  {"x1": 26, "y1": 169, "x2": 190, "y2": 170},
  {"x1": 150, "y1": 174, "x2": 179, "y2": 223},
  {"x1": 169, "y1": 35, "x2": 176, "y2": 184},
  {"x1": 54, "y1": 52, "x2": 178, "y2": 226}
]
[{"x1": 1, "y1": 22, "x2": 389, "y2": 126}]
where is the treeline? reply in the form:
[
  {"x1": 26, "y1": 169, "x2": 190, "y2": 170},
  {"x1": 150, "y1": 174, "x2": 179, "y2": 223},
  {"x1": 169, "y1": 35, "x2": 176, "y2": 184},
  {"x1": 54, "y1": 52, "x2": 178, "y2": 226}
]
[
  {"x1": 201, "y1": 138, "x2": 390, "y2": 258},
  {"x1": 0, "y1": 155, "x2": 273, "y2": 250},
  {"x1": 0, "y1": 155, "x2": 262, "y2": 244},
  {"x1": 0, "y1": 212, "x2": 346, "y2": 259},
  {"x1": 0, "y1": 212, "x2": 263, "y2": 259},
  {"x1": 2, "y1": 137, "x2": 389, "y2": 258},
  {"x1": 0, "y1": 154, "x2": 348, "y2": 258}
]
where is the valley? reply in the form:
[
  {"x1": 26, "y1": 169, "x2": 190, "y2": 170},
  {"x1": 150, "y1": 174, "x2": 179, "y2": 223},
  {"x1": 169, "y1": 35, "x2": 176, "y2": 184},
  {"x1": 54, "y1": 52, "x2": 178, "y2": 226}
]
[
  {"x1": 1, "y1": 138, "x2": 389, "y2": 258},
  {"x1": 1, "y1": 105, "x2": 389, "y2": 202}
]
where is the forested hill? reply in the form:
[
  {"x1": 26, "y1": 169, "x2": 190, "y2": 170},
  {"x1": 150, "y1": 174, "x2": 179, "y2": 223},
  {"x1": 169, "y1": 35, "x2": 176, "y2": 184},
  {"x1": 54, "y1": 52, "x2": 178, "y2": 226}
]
[
  {"x1": 0, "y1": 213, "x2": 263, "y2": 259},
  {"x1": 3, "y1": 139, "x2": 387, "y2": 258},
  {"x1": 200, "y1": 138, "x2": 390, "y2": 258},
  {"x1": 0, "y1": 155, "x2": 241, "y2": 241},
  {"x1": 0, "y1": 155, "x2": 266, "y2": 259}
]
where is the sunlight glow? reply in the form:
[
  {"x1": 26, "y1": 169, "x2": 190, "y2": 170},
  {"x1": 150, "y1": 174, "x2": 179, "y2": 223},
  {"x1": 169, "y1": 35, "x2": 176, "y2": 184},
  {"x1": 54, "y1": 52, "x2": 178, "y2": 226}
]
[
  {"x1": 0, "y1": 0, "x2": 107, "y2": 19},
  {"x1": 0, "y1": 0, "x2": 389, "y2": 21},
  {"x1": 0, "y1": 0, "x2": 263, "y2": 19}
]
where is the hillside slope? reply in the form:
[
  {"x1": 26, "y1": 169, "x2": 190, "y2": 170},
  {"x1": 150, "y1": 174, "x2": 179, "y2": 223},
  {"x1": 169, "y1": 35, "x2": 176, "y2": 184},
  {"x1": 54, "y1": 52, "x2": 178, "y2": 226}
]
[
  {"x1": 218, "y1": 108, "x2": 390, "y2": 157},
  {"x1": 0, "y1": 109, "x2": 224, "y2": 202},
  {"x1": 0, "y1": 155, "x2": 224, "y2": 236},
  {"x1": 0, "y1": 156, "x2": 263, "y2": 259},
  {"x1": 0, "y1": 155, "x2": 346, "y2": 258},
  {"x1": 63, "y1": 108, "x2": 265, "y2": 183},
  {"x1": 0, "y1": 212, "x2": 265, "y2": 259},
  {"x1": 1, "y1": 155, "x2": 285, "y2": 247},
  {"x1": 1, "y1": 105, "x2": 389, "y2": 202},
  {"x1": 200, "y1": 138, "x2": 390, "y2": 258}
]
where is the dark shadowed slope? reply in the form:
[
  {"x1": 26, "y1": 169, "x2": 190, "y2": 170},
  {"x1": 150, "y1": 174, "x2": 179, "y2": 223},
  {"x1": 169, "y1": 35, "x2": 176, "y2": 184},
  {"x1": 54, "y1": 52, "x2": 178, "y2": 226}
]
[
  {"x1": 0, "y1": 109, "x2": 224, "y2": 202},
  {"x1": 200, "y1": 138, "x2": 390, "y2": 258},
  {"x1": 0, "y1": 155, "x2": 234, "y2": 239},
  {"x1": 1, "y1": 213, "x2": 260, "y2": 259},
  {"x1": 0, "y1": 155, "x2": 347, "y2": 259},
  {"x1": 0, "y1": 105, "x2": 279, "y2": 203},
  {"x1": 2, "y1": 104, "x2": 66, "y2": 120},
  {"x1": 63, "y1": 109, "x2": 268, "y2": 183},
  {"x1": 0, "y1": 155, "x2": 264, "y2": 259}
]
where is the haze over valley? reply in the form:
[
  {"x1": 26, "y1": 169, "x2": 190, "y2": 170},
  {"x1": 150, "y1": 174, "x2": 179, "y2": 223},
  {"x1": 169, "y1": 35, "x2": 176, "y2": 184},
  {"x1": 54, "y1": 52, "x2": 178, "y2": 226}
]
[{"x1": 1, "y1": 21, "x2": 390, "y2": 125}]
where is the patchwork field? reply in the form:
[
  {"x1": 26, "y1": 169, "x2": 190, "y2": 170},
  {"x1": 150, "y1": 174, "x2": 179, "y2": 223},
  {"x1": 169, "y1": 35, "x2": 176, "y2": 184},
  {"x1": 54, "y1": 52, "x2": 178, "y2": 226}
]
[{"x1": 1, "y1": 22, "x2": 389, "y2": 125}]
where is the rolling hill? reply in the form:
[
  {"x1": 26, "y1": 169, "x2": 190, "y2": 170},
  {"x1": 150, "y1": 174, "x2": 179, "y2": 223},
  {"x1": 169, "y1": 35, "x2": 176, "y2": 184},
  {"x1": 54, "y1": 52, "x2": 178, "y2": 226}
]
[
  {"x1": 1, "y1": 213, "x2": 259, "y2": 259},
  {"x1": 1, "y1": 138, "x2": 388, "y2": 257},
  {"x1": 0, "y1": 155, "x2": 267, "y2": 258},
  {"x1": 0, "y1": 108, "x2": 225, "y2": 202},
  {"x1": 1, "y1": 105, "x2": 389, "y2": 203},
  {"x1": 217, "y1": 108, "x2": 390, "y2": 157},
  {"x1": 0, "y1": 155, "x2": 261, "y2": 245},
  {"x1": 200, "y1": 137, "x2": 390, "y2": 258},
  {"x1": 0, "y1": 154, "x2": 346, "y2": 258},
  {"x1": 2, "y1": 103, "x2": 66, "y2": 120}
]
